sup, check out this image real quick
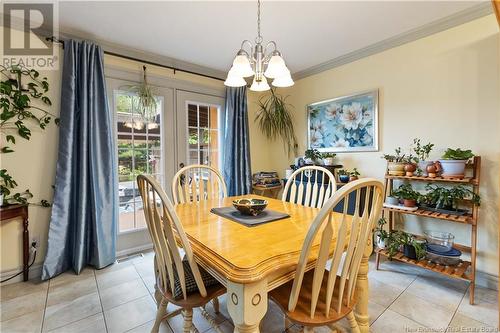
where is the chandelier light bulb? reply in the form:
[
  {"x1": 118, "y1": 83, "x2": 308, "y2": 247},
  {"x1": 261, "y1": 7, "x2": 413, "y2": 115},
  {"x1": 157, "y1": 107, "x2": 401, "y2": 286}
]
[
  {"x1": 250, "y1": 76, "x2": 270, "y2": 91},
  {"x1": 264, "y1": 54, "x2": 288, "y2": 79},
  {"x1": 232, "y1": 54, "x2": 254, "y2": 78},
  {"x1": 272, "y1": 73, "x2": 294, "y2": 88},
  {"x1": 224, "y1": 69, "x2": 247, "y2": 87}
]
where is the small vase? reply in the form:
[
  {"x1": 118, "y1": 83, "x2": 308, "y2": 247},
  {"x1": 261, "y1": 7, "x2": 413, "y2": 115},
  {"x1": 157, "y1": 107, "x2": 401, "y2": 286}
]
[
  {"x1": 376, "y1": 235, "x2": 386, "y2": 249},
  {"x1": 404, "y1": 163, "x2": 417, "y2": 177},
  {"x1": 323, "y1": 157, "x2": 335, "y2": 166},
  {"x1": 387, "y1": 162, "x2": 405, "y2": 176},
  {"x1": 403, "y1": 244, "x2": 417, "y2": 259},
  {"x1": 403, "y1": 199, "x2": 416, "y2": 207},
  {"x1": 426, "y1": 162, "x2": 442, "y2": 178},
  {"x1": 339, "y1": 175, "x2": 349, "y2": 183},
  {"x1": 418, "y1": 161, "x2": 434, "y2": 176},
  {"x1": 385, "y1": 196, "x2": 399, "y2": 205}
]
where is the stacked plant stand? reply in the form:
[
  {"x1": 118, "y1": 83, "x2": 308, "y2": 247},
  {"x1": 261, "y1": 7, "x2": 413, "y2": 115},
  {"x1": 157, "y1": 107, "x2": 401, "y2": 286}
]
[{"x1": 375, "y1": 156, "x2": 481, "y2": 305}]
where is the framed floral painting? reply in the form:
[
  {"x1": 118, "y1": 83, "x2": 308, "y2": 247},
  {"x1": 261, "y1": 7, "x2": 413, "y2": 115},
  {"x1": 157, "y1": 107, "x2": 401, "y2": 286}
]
[{"x1": 307, "y1": 90, "x2": 379, "y2": 152}]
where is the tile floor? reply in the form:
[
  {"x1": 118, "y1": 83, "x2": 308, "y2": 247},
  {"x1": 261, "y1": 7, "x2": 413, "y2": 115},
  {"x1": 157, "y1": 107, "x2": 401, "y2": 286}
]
[{"x1": 1, "y1": 252, "x2": 497, "y2": 333}]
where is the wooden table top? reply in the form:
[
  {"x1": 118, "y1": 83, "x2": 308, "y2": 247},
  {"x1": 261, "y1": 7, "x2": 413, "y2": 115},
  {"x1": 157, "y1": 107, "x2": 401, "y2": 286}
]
[{"x1": 174, "y1": 195, "x2": 349, "y2": 284}]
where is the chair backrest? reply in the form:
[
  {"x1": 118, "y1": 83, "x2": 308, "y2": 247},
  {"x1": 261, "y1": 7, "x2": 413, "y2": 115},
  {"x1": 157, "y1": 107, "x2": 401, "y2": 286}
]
[
  {"x1": 288, "y1": 178, "x2": 384, "y2": 318},
  {"x1": 171, "y1": 164, "x2": 227, "y2": 205},
  {"x1": 137, "y1": 174, "x2": 207, "y2": 299},
  {"x1": 282, "y1": 166, "x2": 337, "y2": 208}
]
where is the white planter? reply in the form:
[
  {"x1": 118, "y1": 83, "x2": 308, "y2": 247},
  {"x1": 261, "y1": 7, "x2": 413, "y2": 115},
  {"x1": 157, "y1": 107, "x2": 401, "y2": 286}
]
[
  {"x1": 418, "y1": 160, "x2": 434, "y2": 176},
  {"x1": 439, "y1": 159, "x2": 467, "y2": 178},
  {"x1": 323, "y1": 157, "x2": 335, "y2": 166},
  {"x1": 376, "y1": 235, "x2": 386, "y2": 249},
  {"x1": 0, "y1": 194, "x2": 3, "y2": 206},
  {"x1": 385, "y1": 196, "x2": 399, "y2": 205}
]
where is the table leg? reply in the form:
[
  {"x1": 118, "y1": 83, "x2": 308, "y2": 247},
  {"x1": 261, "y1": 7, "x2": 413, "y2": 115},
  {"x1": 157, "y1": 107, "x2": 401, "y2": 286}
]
[
  {"x1": 227, "y1": 279, "x2": 268, "y2": 333},
  {"x1": 23, "y1": 216, "x2": 29, "y2": 281},
  {"x1": 354, "y1": 236, "x2": 372, "y2": 333}
]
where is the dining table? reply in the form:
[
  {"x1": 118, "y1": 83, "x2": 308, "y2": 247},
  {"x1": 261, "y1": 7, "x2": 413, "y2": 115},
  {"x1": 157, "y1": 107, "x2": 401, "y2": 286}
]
[{"x1": 174, "y1": 194, "x2": 372, "y2": 333}]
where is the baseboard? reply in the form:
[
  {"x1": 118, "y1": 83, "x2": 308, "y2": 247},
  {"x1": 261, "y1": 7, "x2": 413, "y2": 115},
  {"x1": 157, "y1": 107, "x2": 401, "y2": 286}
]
[
  {"x1": 0, "y1": 263, "x2": 43, "y2": 285},
  {"x1": 116, "y1": 244, "x2": 153, "y2": 259},
  {"x1": 477, "y1": 270, "x2": 499, "y2": 291}
]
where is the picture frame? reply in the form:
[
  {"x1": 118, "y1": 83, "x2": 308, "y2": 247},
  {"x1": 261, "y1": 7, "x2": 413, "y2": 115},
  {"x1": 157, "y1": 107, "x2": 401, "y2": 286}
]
[{"x1": 307, "y1": 89, "x2": 379, "y2": 153}]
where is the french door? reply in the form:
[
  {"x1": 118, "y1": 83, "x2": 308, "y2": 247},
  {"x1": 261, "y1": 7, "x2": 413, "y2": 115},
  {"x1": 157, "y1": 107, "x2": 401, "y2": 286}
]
[
  {"x1": 107, "y1": 77, "x2": 224, "y2": 253},
  {"x1": 175, "y1": 91, "x2": 225, "y2": 172}
]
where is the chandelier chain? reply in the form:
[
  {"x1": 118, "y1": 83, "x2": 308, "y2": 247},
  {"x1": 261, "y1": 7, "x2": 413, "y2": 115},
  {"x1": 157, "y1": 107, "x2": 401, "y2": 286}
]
[{"x1": 256, "y1": 0, "x2": 262, "y2": 44}]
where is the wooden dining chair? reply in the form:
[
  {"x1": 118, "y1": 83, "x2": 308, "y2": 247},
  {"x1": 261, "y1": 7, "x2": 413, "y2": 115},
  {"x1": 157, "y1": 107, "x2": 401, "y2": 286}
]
[
  {"x1": 137, "y1": 175, "x2": 226, "y2": 333},
  {"x1": 172, "y1": 164, "x2": 227, "y2": 204},
  {"x1": 270, "y1": 178, "x2": 384, "y2": 333},
  {"x1": 282, "y1": 166, "x2": 337, "y2": 208}
]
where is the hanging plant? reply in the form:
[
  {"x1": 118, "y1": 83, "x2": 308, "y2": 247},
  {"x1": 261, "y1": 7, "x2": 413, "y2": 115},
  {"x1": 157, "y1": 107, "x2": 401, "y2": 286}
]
[
  {"x1": 0, "y1": 64, "x2": 58, "y2": 206},
  {"x1": 255, "y1": 88, "x2": 298, "y2": 157},
  {"x1": 121, "y1": 65, "x2": 158, "y2": 129}
]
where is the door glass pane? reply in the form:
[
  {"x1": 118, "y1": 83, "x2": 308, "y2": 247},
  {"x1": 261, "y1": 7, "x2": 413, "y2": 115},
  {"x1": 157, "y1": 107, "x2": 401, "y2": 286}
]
[
  {"x1": 115, "y1": 90, "x2": 164, "y2": 233},
  {"x1": 184, "y1": 102, "x2": 221, "y2": 170}
]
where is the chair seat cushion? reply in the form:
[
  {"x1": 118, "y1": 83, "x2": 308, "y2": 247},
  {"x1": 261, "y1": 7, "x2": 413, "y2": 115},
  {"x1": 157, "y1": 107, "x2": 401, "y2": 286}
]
[
  {"x1": 168, "y1": 257, "x2": 220, "y2": 299},
  {"x1": 269, "y1": 269, "x2": 357, "y2": 326}
]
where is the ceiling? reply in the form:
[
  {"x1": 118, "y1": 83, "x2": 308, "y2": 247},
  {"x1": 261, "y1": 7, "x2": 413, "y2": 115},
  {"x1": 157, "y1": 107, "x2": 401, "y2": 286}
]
[{"x1": 56, "y1": 1, "x2": 487, "y2": 77}]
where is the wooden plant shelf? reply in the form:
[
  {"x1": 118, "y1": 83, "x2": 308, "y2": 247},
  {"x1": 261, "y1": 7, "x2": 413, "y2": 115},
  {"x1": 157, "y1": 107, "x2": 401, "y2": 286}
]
[
  {"x1": 385, "y1": 174, "x2": 477, "y2": 185},
  {"x1": 375, "y1": 248, "x2": 472, "y2": 281},
  {"x1": 378, "y1": 156, "x2": 480, "y2": 305},
  {"x1": 382, "y1": 206, "x2": 473, "y2": 224}
]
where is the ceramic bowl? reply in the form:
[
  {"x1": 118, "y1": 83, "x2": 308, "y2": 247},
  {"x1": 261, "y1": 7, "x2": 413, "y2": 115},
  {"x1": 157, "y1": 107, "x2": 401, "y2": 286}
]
[{"x1": 232, "y1": 198, "x2": 268, "y2": 216}]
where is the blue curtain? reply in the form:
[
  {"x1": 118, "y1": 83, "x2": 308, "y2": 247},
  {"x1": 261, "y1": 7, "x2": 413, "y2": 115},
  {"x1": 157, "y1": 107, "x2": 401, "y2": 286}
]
[
  {"x1": 42, "y1": 40, "x2": 117, "y2": 279},
  {"x1": 223, "y1": 86, "x2": 252, "y2": 196}
]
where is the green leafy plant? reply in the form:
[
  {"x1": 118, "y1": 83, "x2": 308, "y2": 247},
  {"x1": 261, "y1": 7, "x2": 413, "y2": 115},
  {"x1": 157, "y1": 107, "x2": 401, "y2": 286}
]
[
  {"x1": 392, "y1": 183, "x2": 420, "y2": 200},
  {"x1": 304, "y1": 148, "x2": 322, "y2": 161},
  {"x1": 386, "y1": 230, "x2": 426, "y2": 260},
  {"x1": 122, "y1": 65, "x2": 158, "y2": 125},
  {"x1": 255, "y1": 88, "x2": 298, "y2": 157},
  {"x1": 374, "y1": 217, "x2": 389, "y2": 241},
  {"x1": 402, "y1": 153, "x2": 418, "y2": 164},
  {"x1": 321, "y1": 152, "x2": 336, "y2": 159},
  {"x1": 422, "y1": 184, "x2": 480, "y2": 211},
  {"x1": 382, "y1": 147, "x2": 405, "y2": 163},
  {"x1": 0, "y1": 65, "x2": 56, "y2": 206},
  {"x1": 350, "y1": 168, "x2": 360, "y2": 177},
  {"x1": 441, "y1": 148, "x2": 474, "y2": 160},
  {"x1": 337, "y1": 169, "x2": 348, "y2": 176},
  {"x1": 412, "y1": 138, "x2": 434, "y2": 162}
]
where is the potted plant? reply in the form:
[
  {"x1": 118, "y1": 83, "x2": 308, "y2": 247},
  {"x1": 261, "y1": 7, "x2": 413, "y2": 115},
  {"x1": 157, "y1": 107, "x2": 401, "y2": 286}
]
[
  {"x1": 321, "y1": 152, "x2": 336, "y2": 166},
  {"x1": 422, "y1": 184, "x2": 480, "y2": 214},
  {"x1": 349, "y1": 168, "x2": 360, "y2": 182},
  {"x1": 304, "y1": 149, "x2": 322, "y2": 165},
  {"x1": 256, "y1": 88, "x2": 298, "y2": 157},
  {"x1": 439, "y1": 148, "x2": 474, "y2": 179},
  {"x1": 392, "y1": 183, "x2": 420, "y2": 207},
  {"x1": 374, "y1": 217, "x2": 389, "y2": 249},
  {"x1": 385, "y1": 189, "x2": 400, "y2": 205},
  {"x1": 403, "y1": 154, "x2": 418, "y2": 177},
  {"x1": 382, "y1": 147, "x2": 406, "y2": 176},
  {"x1": 338, "y1": 169, "x2": 349, "y2": 183},
  {"x1": 398, "y1": 232, "x2": 426, "y2": 260},
  {"x1": 412, "y1": 138, "x2": 435, "y2": 176}
]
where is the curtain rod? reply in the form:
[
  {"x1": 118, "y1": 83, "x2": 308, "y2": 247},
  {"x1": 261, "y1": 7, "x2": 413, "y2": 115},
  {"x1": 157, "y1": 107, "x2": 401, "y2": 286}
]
[{"x1": 46, "y1": 36, "x2": 225, "y2": 82}]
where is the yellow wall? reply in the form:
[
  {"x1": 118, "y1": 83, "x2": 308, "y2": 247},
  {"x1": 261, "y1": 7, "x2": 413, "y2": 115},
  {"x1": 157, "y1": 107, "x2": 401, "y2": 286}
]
[{"x1": 248, "y1": 15, "x2": 500, "y2": 277}]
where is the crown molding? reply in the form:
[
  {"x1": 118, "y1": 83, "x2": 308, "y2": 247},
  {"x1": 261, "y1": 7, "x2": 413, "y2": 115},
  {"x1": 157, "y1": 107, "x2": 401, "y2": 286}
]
[{"x1": 293, "y1": 2, "x2": 494, "y2": 80}]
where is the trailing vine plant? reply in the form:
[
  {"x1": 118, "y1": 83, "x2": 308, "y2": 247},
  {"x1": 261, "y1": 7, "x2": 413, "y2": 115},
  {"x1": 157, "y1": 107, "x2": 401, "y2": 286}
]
[
  {"x1": 255, "y1": 88, "x2": 298, "y2": 157},
  {"x1": 0, "y1": 65, "x2": 58, "y2": 206}
]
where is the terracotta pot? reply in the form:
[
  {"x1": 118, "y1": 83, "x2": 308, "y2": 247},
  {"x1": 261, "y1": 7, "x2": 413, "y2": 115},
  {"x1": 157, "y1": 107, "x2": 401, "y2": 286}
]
[
  {"x1": 418, "y1": 161, "x2": 434, "y2": 176},
  {"x1": 404, "y1": 163, "x2": 417, "y2": 177},
  {"x1": 403, "y1": 199, "x2": 416, "y2": 207},
  {"x1": 426, "y1": 161, "x2": 442, "y2": 178},
  {"x1": 349, "y1": 176, "x2": 359, "y2": 182},
  {"x1": 387, "y1": 162, "x2": 405, "y2": 176}
]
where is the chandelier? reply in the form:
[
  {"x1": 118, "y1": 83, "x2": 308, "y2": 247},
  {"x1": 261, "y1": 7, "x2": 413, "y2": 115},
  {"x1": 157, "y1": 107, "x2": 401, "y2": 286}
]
[{"x1": 224, "y1": 0, "x2": 294, "y2": 91}]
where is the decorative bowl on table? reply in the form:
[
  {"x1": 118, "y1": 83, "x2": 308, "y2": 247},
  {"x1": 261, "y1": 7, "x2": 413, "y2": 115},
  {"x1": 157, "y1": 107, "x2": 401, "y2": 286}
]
[
  {"x1": 232, "y1": 198, "x2": 268, "y2": 216},
  {"x1": 424, "y1": 230, "x2": 455, "y2": 253}
]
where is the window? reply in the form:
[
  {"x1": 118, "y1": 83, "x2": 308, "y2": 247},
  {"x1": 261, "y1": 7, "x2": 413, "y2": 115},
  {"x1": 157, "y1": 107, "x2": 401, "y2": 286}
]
[
  {"x1": 187, "y1": 103, "x2": 220, "y2": 168},
  {"x1": 115, "y1": 90, "x2": 163, "y2": 233}
]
